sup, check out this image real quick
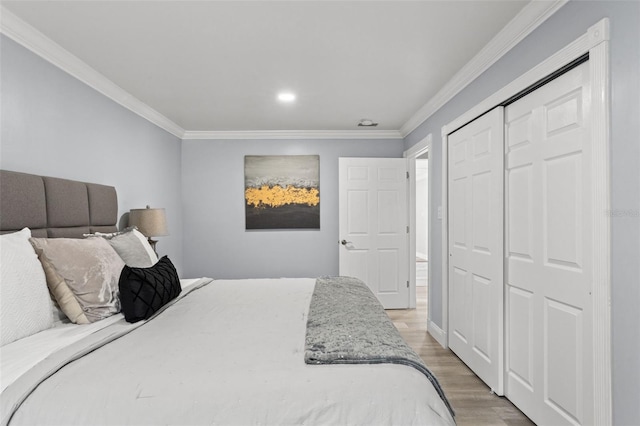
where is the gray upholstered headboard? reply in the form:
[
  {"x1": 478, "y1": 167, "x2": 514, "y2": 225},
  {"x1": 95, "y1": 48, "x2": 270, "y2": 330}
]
[{"x1": 0, "y1": 170, "x2": 118, "y2": 238}]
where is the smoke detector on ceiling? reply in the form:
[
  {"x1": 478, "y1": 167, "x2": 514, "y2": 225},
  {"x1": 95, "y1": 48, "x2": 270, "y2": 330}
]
[{"x1": 357, "y1": 119, "x2": 378, "y2": 127}]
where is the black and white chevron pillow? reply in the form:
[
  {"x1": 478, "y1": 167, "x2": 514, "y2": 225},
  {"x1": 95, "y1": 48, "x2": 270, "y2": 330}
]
[{"x1": 118, "y1": 256, "x2": 181, "y2": 323}]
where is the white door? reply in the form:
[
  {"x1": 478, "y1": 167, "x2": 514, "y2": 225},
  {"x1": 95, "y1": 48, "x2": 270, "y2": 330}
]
[
  {"x1": 448, "y1": 107, "x2": 504, "y2": 394},
  {"x1": 505, "y1": 61, "x2": 593, "y2": 425},
  {"x1": 339, "y1": 158, "x2": 409, "y2": 309}
]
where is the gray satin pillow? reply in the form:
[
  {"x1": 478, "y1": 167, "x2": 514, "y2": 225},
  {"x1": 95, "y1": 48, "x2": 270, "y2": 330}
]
[
  {"x1": 85, "y1": 227, "x2": 158, "y2": 268},
  {"x1": 29, "y1": 237, "x2": 125, "y2": 324}
]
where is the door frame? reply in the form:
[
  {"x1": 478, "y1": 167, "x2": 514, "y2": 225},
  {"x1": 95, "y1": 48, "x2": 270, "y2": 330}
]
[
  {"x1": 405, "y1": 134, "x2": 432, "y2": 310},
  {"x1": 440, "y1": 18, "x2": 611, "y2": 424}
]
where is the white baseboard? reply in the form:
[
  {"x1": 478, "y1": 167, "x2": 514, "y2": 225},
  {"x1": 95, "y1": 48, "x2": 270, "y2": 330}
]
[{"x1": 427, "y1": 320, "x2": 447, "y2": 349}]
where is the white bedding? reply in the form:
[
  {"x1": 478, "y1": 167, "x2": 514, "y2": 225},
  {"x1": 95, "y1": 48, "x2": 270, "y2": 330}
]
[
  {"x1": 2, "y1": 278, "x2": 455, "y2": 426},
  {"x1": 0, "y1": 278, "x2": 203, "y2": 393}
]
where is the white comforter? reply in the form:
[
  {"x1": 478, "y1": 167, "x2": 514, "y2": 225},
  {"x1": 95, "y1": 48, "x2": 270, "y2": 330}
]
[{"x1": 2, "y1": 278, "x2": 455, "y2": 425}]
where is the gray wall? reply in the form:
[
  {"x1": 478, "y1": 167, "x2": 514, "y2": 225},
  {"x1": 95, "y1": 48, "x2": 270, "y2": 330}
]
[
  {"x1": 181, "y1": 138, "x2": 404, "y2": 279},
  {"x1": 0, "y1": 35, "x2": 184, "y2": 273},
  {"x1": 403, "y1": 1, "x2": 640, "y2": 423}
]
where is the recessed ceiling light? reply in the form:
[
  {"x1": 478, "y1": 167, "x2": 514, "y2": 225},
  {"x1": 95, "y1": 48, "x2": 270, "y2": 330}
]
[
  {"x1": 278, "y1": 92, "x2": 296, "y2": 102},
  {"x1": 358, "y1": 119, "x2": 378, "y2": 127}
]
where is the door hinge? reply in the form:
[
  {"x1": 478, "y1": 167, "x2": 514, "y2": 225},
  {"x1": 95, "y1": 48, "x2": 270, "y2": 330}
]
[
  {"x1": 406, "y1": 171, "x2": 410, "y2": 179},
  {"x1": 407, "y1": 281, "x2": 410, "y2": 288},
  {"x1": 406, "y1": 225, "x2": 410, "y2": 233}
]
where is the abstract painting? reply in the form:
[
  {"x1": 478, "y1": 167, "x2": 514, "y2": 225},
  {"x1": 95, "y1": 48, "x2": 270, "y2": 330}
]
[{"x1": 245, "y1": 155, "x2": 320, "y2": 229}]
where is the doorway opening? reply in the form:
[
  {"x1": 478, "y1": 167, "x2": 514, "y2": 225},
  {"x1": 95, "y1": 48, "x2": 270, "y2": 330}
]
[
  {"x1": 406, "y1": 134, "x2": 431, "y2": 312},
  {"x1": 415, "y1": 152, "x2": 429, "y2": 314}
]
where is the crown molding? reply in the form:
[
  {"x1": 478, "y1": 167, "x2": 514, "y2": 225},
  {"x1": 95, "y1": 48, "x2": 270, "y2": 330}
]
[
  {"x1": 0, "y1": 6, "x2": 185, "y2": 139},
  {"x1": 399, "y1": 0, "x2": 568, "y2": 137},
  {"x1": 182, "y1": 129, "x2": 403, "y2": 140}
]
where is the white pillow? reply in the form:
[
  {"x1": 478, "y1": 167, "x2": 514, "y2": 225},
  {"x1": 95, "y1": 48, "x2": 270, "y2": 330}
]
[
  {"x1": 0, "y1": 228, "x2": 54, "y2": 346},
  {"x1": 85, "y1": 227, "x2": 158, "y2": 268}
]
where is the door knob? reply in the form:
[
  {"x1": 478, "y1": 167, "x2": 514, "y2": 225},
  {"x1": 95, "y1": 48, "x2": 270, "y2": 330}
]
[{"x1": 341, "y1": 239, "x2": 351, "y2": 246}]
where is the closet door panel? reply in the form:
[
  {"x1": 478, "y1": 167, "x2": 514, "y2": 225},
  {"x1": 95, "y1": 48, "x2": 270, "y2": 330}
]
[
  {"x1": 448, "y1": 106, "x2": 504, "y2": 395},
  {"x1": 505, "y1": 61, "x2": 593, "y2": 426}
]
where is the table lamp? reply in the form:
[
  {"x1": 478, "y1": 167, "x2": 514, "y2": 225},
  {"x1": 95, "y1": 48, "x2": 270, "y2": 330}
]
[{"x1": 129, "y1": 205, "x2": 169, "y2": 255}]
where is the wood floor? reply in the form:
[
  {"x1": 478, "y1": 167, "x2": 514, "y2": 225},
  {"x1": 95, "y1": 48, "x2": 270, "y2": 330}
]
[{"x1": 386, "y1": 286, "x2": 535, "y2": 426}]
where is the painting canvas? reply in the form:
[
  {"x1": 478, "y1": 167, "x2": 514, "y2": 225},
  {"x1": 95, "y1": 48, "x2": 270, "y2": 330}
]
[{"x1": 245, "y1": 155, "x2": 320, "y2": 229}]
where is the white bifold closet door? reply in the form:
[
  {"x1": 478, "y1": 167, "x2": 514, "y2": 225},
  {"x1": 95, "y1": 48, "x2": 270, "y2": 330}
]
[
  {"x1": 448, "y1": 107, "x2": 504, "y2": 395},
  {"x1": 504, "y1": 61, "x2": 593, "y2": 425}
]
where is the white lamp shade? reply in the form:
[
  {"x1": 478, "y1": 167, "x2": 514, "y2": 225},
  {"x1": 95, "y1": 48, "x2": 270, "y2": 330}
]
[{"x1": 129, "y1": 207, "x2": 169, "y2": 237}]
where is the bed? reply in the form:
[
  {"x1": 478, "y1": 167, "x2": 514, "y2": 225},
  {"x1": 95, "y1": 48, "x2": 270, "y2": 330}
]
[{"x1": 0, "y1": 170, "x2": 455, "y2": 425}]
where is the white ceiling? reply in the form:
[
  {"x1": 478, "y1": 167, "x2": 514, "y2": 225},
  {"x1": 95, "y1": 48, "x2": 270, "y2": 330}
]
[{"x1": 2, "y1": 1, "x2": 543, "y2": 136}]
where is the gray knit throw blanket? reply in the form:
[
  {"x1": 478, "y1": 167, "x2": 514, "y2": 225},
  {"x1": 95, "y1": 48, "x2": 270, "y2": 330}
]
[{"x1": 304, "y1": 276, "x2": 454, "y2": 418}]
